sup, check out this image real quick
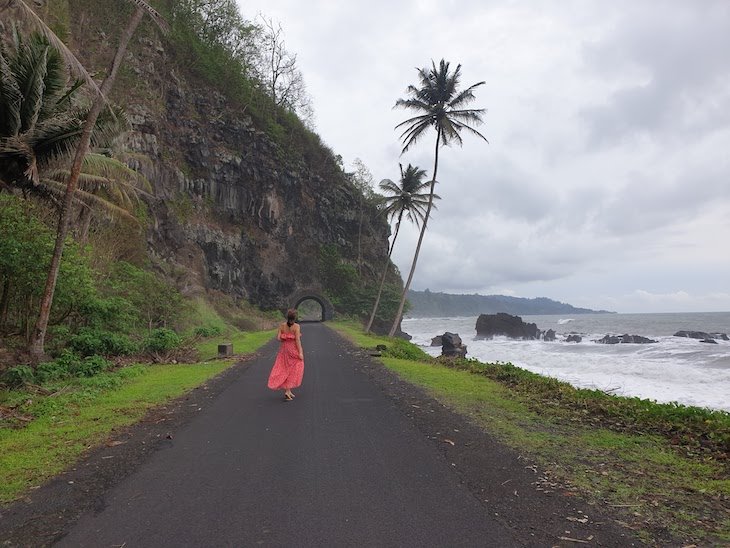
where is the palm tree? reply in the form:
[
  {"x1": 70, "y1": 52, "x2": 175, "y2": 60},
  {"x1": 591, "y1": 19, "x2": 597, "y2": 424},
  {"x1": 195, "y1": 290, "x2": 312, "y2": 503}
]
[
  {"x1": 0, "y1": 32, "x2": 124, "y2": 193},
  {"x1": 0, "y1": 32, "x2": 149, "y2": 234},
  {"x1": 365, "y1": 163, "x2": 437, "y2": 333},
  {"x1": 388, "y1": 59, "x2": 488, "y2": 337},
  {"x1": 1, "y1": 0, "x2": 102, "y2": 96},
  {"x1": 5, "y1": 0, "x2": 170, "y2": 361}
]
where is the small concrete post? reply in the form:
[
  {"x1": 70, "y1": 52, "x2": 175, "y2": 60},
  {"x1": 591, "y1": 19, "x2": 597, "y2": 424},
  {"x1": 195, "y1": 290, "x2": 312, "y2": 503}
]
[{"x1": 218, "y1": 343, "x2": 233, "y2": 357}]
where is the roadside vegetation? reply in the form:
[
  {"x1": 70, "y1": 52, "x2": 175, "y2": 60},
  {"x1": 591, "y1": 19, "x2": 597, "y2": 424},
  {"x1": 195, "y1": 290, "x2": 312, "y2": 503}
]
[
  {"x1": 330, "y1": 320, "x2": 730, "y2": 546},
  {"x1": 0, "y1": 328, "x2": 275, "y2": 503}
]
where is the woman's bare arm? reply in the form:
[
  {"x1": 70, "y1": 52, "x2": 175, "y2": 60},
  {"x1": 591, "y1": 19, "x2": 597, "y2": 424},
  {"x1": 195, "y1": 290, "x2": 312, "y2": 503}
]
[{"x1": 294, "y1": 325, "x2": 304, "y2": 360}]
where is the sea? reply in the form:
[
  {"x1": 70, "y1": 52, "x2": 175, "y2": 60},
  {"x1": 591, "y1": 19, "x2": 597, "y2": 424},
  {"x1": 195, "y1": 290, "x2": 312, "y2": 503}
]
[{"x1": 401, "y1": 312, "x2": 730, "y2": 413}]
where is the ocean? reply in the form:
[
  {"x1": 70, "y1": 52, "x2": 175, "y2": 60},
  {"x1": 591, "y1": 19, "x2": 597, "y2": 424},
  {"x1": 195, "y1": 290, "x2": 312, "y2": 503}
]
[{"x1": 401, "y1": 312, "x2": 730, "y2": 413}]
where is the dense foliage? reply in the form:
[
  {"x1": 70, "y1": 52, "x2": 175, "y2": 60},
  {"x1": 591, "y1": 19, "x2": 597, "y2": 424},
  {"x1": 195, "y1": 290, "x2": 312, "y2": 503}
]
[{"x1": 0, "y1": 192, "x2": 188, "y2": 382}]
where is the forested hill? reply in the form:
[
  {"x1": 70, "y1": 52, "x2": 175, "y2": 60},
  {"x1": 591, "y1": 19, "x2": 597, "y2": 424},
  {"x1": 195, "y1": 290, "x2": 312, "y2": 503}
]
[{"x1": 406, "y1": 290, "x2": 613, "y2": 317}]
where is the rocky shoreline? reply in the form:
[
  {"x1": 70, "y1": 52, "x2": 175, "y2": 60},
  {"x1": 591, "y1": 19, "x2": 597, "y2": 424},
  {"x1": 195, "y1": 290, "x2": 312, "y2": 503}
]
[{"x1": 426, "y1": 313, "x2": 729, "y2": 357}]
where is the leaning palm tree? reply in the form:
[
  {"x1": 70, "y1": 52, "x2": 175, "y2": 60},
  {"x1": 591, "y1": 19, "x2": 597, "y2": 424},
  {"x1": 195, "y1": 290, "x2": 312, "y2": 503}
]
[
  {"x1": 388, "y1": 59, "x2": 487, "y2": 337},
  {"x1": 0, "y1": 30, "x2": 150, "y2": 241},
  {"x1": 365, "y1": 164, "x2": 437, "y2": 333},
  {"x1": 0, "y1": 32, "x2": 124, "y2": 192},
  {"x1": 16, "y1": 0, "x2": 169, "y2": 361}
]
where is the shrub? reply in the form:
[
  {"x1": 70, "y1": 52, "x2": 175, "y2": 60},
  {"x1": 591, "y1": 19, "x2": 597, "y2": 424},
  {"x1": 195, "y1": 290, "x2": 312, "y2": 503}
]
[
  {"x1": 145, "y1": 328, "x2": 182, "y2": 353},
  {"x1": 194, "y1": 325, "x2": 223, "y2": 338},
  {"x1": 2, "y1": 365, "x2": 35, "y2": 387},
  {"x1": 35, "y1": 359, "x2": 71, "y2": 383},
  {"x1": 71, "y1": 355, "x2": 112, "y2": 377},
  {"x1": 67, "y1": 328, "x2": 137, "y2": 357},
  {"x1": 381, "y1": 338, "x2": 432, "y2": 361}
]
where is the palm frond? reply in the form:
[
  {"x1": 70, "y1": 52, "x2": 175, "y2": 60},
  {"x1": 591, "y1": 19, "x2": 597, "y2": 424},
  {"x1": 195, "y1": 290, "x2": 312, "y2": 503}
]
[
  {"x1": 0, "y1": 44, "x2": 22, "y2": 136},
  {"x1": 448, "y1": 81, "x2": 485, "y2": 108},
  {"x1": 3, "y1": 0, "x2": 103, "y2": 98},
  {"x1": 398, "y1": 120, "x2": 431, "y2": 153},
  {"x1": 39, "y1": 176, "x2": 141, "y2": 224},
  {"x1": 17, "y1": 41, "x2": 49, "y2": 133}
]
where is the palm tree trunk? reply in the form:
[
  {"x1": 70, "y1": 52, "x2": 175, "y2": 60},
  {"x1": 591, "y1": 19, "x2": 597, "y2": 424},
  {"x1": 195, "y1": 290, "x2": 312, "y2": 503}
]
[
  {"x1": 28, "y1": 7, "x2": 145, "y2": 361},
  {"x1": 388, "y1": 134, "x2": 441, "y2": 337},
  {"x1": 365, "y1": 211, "x2": 403, "y2": 333}
]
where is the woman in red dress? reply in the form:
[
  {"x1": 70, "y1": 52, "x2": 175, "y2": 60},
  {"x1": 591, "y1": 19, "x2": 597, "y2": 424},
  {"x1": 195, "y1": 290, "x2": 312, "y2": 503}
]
[{"x1": 267, "y1": 309, "x2": 305, "y2": 401}]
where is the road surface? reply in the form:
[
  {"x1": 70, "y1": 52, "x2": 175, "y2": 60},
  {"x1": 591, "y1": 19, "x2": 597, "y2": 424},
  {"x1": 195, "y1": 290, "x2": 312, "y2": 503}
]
[{"x1": 56, "y1": 323, "x2": 522, "y2": 547}]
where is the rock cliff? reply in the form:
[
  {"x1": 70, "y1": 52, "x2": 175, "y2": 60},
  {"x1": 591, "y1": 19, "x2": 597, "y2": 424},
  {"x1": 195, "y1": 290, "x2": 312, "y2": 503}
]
[{"x1": 58, "y1": 3, "x2": 394, "y2": 311}]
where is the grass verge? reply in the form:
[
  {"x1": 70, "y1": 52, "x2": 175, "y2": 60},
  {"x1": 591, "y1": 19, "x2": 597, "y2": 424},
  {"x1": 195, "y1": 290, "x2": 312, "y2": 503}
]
[
  {"x1": 330, "y1": 320, "x2": 730, "y2": 546},
  {"x1": 0, "y1": 329, "x2": 275, "y2": 504}
]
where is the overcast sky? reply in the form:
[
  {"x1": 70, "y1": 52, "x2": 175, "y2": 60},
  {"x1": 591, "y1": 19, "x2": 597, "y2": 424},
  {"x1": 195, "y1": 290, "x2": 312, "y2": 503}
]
[{"x1": 237, "y1": 0, "x2": 730, "y2": 313}]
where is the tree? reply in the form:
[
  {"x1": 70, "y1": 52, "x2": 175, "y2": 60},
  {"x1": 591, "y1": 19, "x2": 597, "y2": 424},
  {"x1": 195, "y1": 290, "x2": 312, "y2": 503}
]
[
  {"x1": 348, "y1": 158, "x2": 376, "y2": 274},
  {"x1": 254, "y1": 15, "x2": 313, "y2": 125},
  {"x1": 7, "y1": 0, "x2": 169, "y2": 361},
  {"x1": 388, "y1": 59, "x2": 487, "y2": 337},
  {"x1": 0, "y1": 32, "x2": 124, "y2": 194},
  {"x1": 0, "y1": 31, "x2": 147, "y2": 230},
  {"x1": 365, "y1": 164, "x2": 437, "y2": 333},
  {"x1": 172, "y1": 0, "x2": 259, "y2": 74}
]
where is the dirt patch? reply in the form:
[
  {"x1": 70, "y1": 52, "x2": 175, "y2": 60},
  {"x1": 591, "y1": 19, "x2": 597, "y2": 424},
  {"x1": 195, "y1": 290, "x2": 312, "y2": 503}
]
[{"x1": 0, "y1": 355, "x2": 256, "y2": 547}]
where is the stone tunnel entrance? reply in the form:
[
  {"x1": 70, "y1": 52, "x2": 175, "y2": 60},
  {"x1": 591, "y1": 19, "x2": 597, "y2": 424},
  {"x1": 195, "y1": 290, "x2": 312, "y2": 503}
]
[{"x1": 288, "y1": 291, "x2": 334, "y2": 322}]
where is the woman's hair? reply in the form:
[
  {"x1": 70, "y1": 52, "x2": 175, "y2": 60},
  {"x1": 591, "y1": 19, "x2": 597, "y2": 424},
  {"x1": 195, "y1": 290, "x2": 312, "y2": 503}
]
[{"x1": 286, "y1": 308, "x2": 297, "y2": 327}]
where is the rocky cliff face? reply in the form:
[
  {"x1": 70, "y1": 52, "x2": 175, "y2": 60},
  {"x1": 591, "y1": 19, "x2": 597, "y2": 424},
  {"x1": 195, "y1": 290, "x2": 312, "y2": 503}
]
[{"x1": 64, "y1": 5, "x2": 392, "y2": 311}]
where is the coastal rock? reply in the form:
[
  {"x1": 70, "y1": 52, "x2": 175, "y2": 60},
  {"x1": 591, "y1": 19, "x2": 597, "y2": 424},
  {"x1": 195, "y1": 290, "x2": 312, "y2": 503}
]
[
  {"x1": 595, "y1": 334, "x2": 657, "y2": 344},
  {"x1": 475, "y1": 313, "x2": 540, "y2": 340},
  {"x1": 565, "y1": 334, "x2": 582, "y2": 343},
  {"x1": 441, "y1": 332, "x2": 467, "y2": 358},
  {"x1": 674, "y1": 330, "x2": 729, "y2": 341},
  {"x1": 701, "y1": 338, "x2": 718, "y2": 344},
  {"x1": 431, "y1": 335, "x2": 443, "y2": 347},
  {"x1": 543, "y1": 329, "x2": 556, "y2": 342}
]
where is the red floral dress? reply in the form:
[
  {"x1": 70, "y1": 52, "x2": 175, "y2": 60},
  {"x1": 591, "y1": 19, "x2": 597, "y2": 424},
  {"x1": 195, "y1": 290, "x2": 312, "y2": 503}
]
[{"x1": 267, "y1": 332, "x2": 304, "y2": 390}]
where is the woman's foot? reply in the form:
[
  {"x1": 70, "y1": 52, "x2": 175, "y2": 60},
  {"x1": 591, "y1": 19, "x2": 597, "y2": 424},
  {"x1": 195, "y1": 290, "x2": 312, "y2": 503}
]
[{"x1": 283, "y1": 393, "x2": 294, "y2": 401}]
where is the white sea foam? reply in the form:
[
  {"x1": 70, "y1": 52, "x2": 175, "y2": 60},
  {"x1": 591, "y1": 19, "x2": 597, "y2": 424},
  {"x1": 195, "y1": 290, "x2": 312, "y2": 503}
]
[
  {"x1": 402, "y1": 312, "x2": 730, "y2": 413},
  {"x1": 557, "y1": 318, "x2": 573, "y2": 325}
]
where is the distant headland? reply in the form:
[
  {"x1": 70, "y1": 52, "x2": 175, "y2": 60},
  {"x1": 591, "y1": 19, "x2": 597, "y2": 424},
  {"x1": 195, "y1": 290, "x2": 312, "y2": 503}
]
[{"x1": 405, "y1": 289, "x2": 614, "y2": 318}]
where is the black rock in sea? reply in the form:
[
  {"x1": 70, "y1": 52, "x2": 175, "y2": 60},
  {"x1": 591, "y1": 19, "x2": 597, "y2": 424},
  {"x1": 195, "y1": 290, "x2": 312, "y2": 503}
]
[
  {"x1": 476, "y1": 313, "x2": 540, "y2": 340},
  {"x1": 441, "y1": 332, "x2": 467, "y2": 358},
  {"x1": 595, "y1": 334, "x2": 657, "y2": 344},
  {"x1": 674, "y1": 330, "x2": 729, "y2": 341}
]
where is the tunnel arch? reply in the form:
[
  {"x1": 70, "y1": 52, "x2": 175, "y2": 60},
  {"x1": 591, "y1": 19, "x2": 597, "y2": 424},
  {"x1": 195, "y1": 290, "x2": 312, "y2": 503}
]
[{"x1": 287, "y1": 290, "x2": 334, "y2": 321}]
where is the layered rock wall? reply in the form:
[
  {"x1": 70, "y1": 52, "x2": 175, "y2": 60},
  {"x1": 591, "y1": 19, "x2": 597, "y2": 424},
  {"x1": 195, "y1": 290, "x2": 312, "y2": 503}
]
[{"x1": 63, "y1": 6, "x2": 393, "y2": 311}]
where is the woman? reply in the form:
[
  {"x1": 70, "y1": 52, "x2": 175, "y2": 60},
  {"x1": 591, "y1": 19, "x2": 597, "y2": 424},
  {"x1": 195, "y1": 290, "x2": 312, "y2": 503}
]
[{"x1": 267, "y1": 309, "x2": 305, "y2": 401}]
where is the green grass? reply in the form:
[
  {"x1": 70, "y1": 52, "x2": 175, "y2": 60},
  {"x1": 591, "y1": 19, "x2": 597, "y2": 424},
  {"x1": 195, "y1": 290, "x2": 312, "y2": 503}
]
[
  {"x1": 196, "y1": 329, "x2": 276, "y2": 360},
  {"x1": 329, "y1": 320, "x2": 730, "y2": 545},
  {"x1": 0, "y1": 329, "x2": 274, "y2": 504}
]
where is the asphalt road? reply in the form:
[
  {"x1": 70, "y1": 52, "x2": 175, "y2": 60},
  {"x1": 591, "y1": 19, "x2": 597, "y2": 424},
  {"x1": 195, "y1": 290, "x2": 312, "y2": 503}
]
[{"x1": 56, "y1": 323, "x2": 521, "y2": 547}]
